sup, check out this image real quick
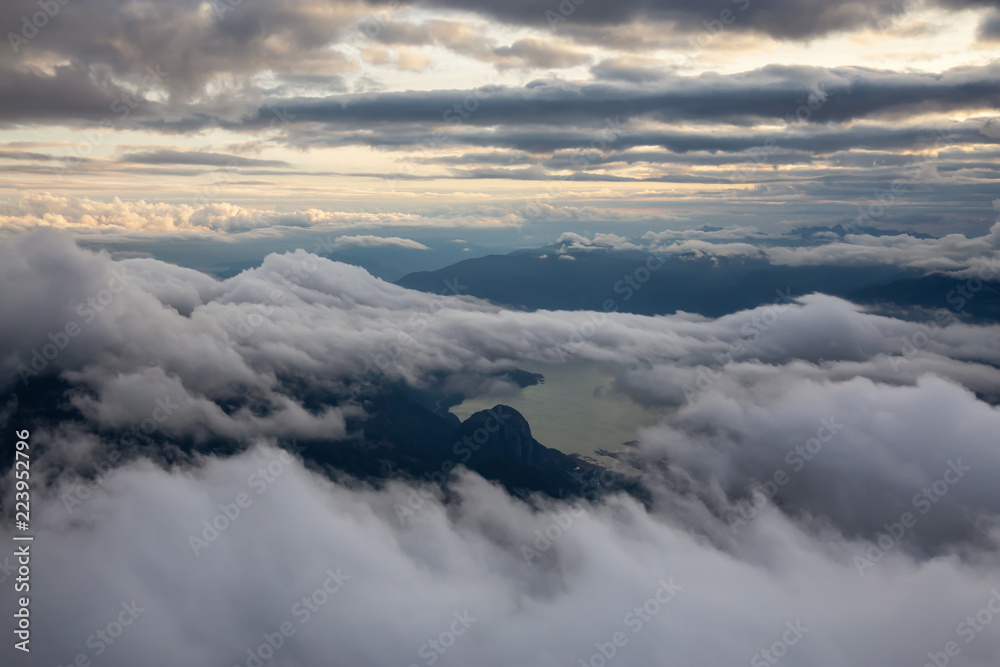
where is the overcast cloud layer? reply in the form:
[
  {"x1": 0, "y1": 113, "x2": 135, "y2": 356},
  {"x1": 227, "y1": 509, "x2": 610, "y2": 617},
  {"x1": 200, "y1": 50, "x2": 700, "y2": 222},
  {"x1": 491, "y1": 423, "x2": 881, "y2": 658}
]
[{"x1": 2, "y1": 0, "x2": 999, "y2": 237}]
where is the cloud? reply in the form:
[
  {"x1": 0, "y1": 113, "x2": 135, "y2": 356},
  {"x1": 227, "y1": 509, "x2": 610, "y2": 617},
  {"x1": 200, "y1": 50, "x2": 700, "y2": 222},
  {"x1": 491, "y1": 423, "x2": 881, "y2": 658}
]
[
  {"x1": 490, "y1": 38, "x2": 592, "y2": 70},
  {"x1": 1, "y1": 229, "x2": 1000, "y2": 664},
  {"x1": 3, "y1": 0, "x2": 1000, "y2": 656},
  {"x1": 3, "y1": 433, "x2": 1000, "y2": 665},
  {"x1": 591, "y1": 57, "x2": 670, "y2": 83},
  {"x1": 558, "y1": 223, "x2": 1000, "y2": 275},
  {"x1": 2, "y1": 0, "x2": 988, "y2": 132},
  {"x1": 242, "y1": 65, "x2": 1000, "y2": 132},
  {"x1": 555, "y1": 232, "x2": 644, "y2": 251},
  {"x1": 0, "y1": 0, "x2": 361, "y2": 115},
  {"x1": 409, "y1": 0, "x2": 921, "y2": 39},
  {"x1": 0, "y1": 194, "x2": 517, "y2": 236},
  {"x1": 332, "y1": 235, "x2": 430, "y2": 250},
  {"x1": 2, "y1": 228, "x2": 998, "y2": 451},
  {"x1": 635, "y1": 371, "x2": 1000, "y2": 551},
  {"x1": 977, "y1": 9, "x2": 1000, "y2": 40},
  {"x1": 118, "y1": 150, "x2": 290, "y2": 167}
]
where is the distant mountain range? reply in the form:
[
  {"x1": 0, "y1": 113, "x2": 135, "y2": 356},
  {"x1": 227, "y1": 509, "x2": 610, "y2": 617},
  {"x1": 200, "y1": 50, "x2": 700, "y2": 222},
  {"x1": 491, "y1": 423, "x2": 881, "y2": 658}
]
[{"x1": 397, "y1": 247, "x2": 1000, "y2": 322}]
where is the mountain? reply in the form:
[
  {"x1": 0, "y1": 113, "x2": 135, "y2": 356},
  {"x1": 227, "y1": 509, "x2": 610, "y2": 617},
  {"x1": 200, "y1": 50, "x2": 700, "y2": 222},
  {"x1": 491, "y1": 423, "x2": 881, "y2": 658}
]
[
  {"x1": 397, "y1": 250, "x2": 924, "y2": 317},
  {"x1": 848, "y1": 274, "x2": 1000, "y2": 323},
  {"x1": 319, "y1": 387, "x2": 614, "y2": 499},
  {"x1": 0, "y1": 378, "x2": 622, "y2": 506}
]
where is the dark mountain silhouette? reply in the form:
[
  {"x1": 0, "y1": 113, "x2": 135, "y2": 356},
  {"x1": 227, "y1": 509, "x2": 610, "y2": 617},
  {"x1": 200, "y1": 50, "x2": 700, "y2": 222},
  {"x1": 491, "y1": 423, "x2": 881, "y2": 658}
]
[
  {"x1": 317, "y1": 387, "x2": 615, "y2": 499},
  {"x1": 848, "y1": 274, "x2": 1000, "y2": 322},
  {"x1": 397, "y1": 250, "x2": 924, "y2": 317},
  {"x1": 0, "y1": 379, "x2": 625, "y2": 508}
]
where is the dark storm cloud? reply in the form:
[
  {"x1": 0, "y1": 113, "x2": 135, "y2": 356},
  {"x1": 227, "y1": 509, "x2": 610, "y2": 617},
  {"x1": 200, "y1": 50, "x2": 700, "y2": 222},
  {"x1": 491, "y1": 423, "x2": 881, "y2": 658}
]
[
  {"x1": 412, "y1": 143, "x2": 1000, "y2": 182},
  {"x1": 407, "y1": 0, "x2": 1000, "y2": 39},
  {"x1": 491, "y1": 38, "x2": 592, "y2": 69},
  {"x1": 0, "y1": 0, "x2": 359, "y2": 127},
  {"x1": 0, "y1": 63, "x2": 165, "y2": 126},
  {"x1": 245, "y1": 64, "x2": 1000, "y2": 131},
  {"x1": 0, "y1": 149, "x2": 55, "y2": 161},
  {"x1": 1, "y1": 0, "x2": 359, "y2": 93},
  {"x1": 0, "y1": 0, "x2": 995, "y2": 132},
  {"x1": 296, "y1": 118, "x2": 1000, "y2": 155},
  {"x1": 978, "y1": 9, "x2": 1000, "y2": 39},
  {"x1": 118, "y1": 150, "x2": 290, "y2": 167},
  {"x1": 362, "y1": 19, "x2": 590, "y2": 68},
  {"x1": 591, "y1": 58, "x2": 669, "y2": 83}
]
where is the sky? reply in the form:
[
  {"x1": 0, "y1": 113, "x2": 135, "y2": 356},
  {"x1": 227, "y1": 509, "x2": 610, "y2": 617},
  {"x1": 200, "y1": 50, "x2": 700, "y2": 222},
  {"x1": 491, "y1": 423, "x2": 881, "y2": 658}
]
[
  {"x1": 1, "y1": 0, "x2": 999, "y2": 244},
  {"x1": 3, "y1": 2, "x2": 1000, "y2": 666}
]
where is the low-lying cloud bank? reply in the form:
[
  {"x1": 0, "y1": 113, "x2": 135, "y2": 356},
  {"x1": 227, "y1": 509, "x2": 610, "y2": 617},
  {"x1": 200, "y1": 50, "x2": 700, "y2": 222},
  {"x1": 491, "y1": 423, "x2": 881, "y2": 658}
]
[
  {"x1": 562, "y1": 207, "x2": 1000, "y2": 274},
  {"x1": 1, "y1": 229, "x2": 999, "y2": 665},
  {"x1": 0, "y1": 194, "x2": 506, "y2": 236},
  {"x1": 3, "y1": 228, "x2": 999, "y2": 434},
  {"x1": 2, "y1": 443, "x2": 1000, "y2": 666},
  {"x1": 5, "y1": 195, "x2": 998, "y2": 275}
]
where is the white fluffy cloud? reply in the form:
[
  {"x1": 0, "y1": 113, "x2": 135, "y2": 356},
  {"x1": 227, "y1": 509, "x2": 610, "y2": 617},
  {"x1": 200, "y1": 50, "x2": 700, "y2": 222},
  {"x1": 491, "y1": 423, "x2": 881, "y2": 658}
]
[
  {"x1": 0, "y1": 194, "x2": 513, "y2": 237},
  {"x1": 333, "y1": 235, "x2": 430, "y2": 250},
  {"x1": 3, "y1": 230, "x2": 999, "y2": 439},
  {"x1": 2, "y1": 229, "x2": 1000, "y2": 666},
  {"x1": 2, "y1": 441, "x2": 1000, "y2": 666}
]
